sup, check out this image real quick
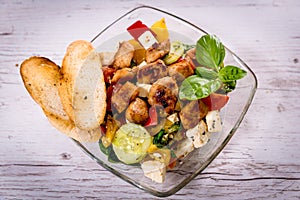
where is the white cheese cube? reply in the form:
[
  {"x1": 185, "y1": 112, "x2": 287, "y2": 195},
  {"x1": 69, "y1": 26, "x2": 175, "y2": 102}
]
[
  {"x1": 136, "y1": 83, "x2": 152, "y2": 97},
  {"x1": 141, "y1": 160, "x2": 166, "y2": 183},
  {"x1": 137, "y1": 61, "x2": 147, "y2": 68},
  {"x1": 186, "y1": 120, "x2": 211, "y2": 148},
  {"x1": 174, "y1": 137, "x2": 194, "y2": 158},
  {"x1": 167, "y1": 113, "x2": 179, "y2": 124},
  {"x1": 206, "y1": 110, "x2": 222, "y2": 133},
  {"x1": 138, "y1": 30, "x2": 158, "y2": 50}
]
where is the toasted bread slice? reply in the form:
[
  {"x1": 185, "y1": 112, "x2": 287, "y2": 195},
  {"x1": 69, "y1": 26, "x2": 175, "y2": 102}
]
[
  {"x1": 60, "y1": 40, "x2": 106, "y2": 130},
  {"x1": 59, "y1": 40, "x2": 95, "y2": 122},
  {"x1": 72, "y1": 50, "x2": 106, "y2": 130},
  {"x1": 20, "y1": 56, "x2": 101, "y2": 142},
  {"x1": 20, "y1": 56, "x2": 69, "y2": 120}
]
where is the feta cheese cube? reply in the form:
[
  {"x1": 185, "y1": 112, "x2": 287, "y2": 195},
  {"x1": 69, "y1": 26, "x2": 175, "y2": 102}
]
[
  {"x1": 206, "y1": 110, "x2": 222, "y2": 132},
  {"x1": 174, "y1": 137, "x2": 194, "y2": 158},
  {"x1": 141, "y1": 160, "x2": 166, "y2": 183},
  {"x1": 136, "y1": 82, "x2": 152, "y2": 97},
  {"x1": 138, "y1": 30, "x2": 158, "y2": 50},
  {"x1": 186, "y1": 120, "x2": 211, "y2": 148},
  {"x1": 167, "y1": 113, "x2": 179, "y2": 124}
]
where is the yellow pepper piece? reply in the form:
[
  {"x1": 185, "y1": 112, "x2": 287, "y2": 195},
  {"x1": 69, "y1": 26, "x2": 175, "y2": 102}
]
[
  {"x1": 147, "y1": 142, "x2": 159, "y2": 153},
  {"x1": 101, "y1": 115, "x2": 119, "y2": 148},
  {"x1": 151, "y1": 18, "x2": 169, "y2": 42},
  {"x1": 128, "y1": 39, "x2": 146, "y2": 64}
]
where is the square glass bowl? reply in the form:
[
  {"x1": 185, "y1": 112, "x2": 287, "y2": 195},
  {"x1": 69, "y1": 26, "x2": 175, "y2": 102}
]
[{"x1": 72, "y1": 6, "x2": 257, "y2": 197}]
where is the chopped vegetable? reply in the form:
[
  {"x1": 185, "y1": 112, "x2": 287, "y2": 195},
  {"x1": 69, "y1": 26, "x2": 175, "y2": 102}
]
[
  {"x1": 144, "y1": 106, "x2": 158, "y2": 127},
  {"x1": 151, "y1": 18, "x2": 169, "y2": 42},
  {"x1": 101, "y1": 115, "x2": 120, "y2": 147},
  {"x1": 99, "y1": 139, "x2": 120, "y2": 163},
  {"x1": 163, "y1": 41, "x2": 185, "y2": 65},
  {"x1": 112, "y1": 123, "x2": 151, "y2": 164},
  {"x1": 153, "y1": 123, "x2": 180, "y2": 148},
  {"x1": 202, "y1": 93, "x2": 229, "y2": 111},
  {"x1": 127, "y1": 20, "x2": 158, "y2": 49}
]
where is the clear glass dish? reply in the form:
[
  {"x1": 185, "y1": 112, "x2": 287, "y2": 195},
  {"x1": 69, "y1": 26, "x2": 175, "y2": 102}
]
[{"x1": 72, "y1": 5, "x2": 257, "y2": 197}]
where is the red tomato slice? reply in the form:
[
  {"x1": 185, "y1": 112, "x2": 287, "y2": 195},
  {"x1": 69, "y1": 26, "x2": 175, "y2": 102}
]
[
  {"x1": 202, "y1": 93, "x2": 229, "y2": 111},
  {"x1": 127, "y1": 20, "x2": 156, "y2": 45},
  {"x1": 102, "y1": 66, "x2": 116, "y2": 83},
  {"x1": 100, "y1": 125, "x2": 106, "y2": 135},
  {"x1": 106, "y1": 85, "x2": 114, "y2": 112},
  {"x1": 144, "y1": 106, "x2": 158, "y2": 127}
]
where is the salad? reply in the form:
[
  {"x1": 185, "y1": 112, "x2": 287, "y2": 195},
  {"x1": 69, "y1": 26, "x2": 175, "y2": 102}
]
[{"x1": 98, "y1": 18, "x2": 247, "y2": 183}]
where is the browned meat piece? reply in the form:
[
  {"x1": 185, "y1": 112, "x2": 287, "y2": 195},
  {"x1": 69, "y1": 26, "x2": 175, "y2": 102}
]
[
  {"x1": 146, "y1": 39, "x2": 170, "y2": 63},
  {"x1": 113, "y1": 41, "x2": 134, "y2": 69},
  {"x1": 179, "y1": 100, "x2": 208, "y2": 129},
  {"x1": 111, "y1": 67, "x2": 138, "y2": 84},
  {"x1": 126, "y1": 98, "x2": 149, "y2": 124},
  {"x1": 148, "y1": 77, "x2": 178, "y2": 114},
  {"x1": 154, "y1": 76, "x2": 178, "y2": 96},
  {"x1": 111, "y1": 81, "x2": 139, "y2": 113},
  {"x1": 137, "y1": 59, "x2": 168, "y2": 84},
  {"x1": 186, "y1": 47, "x2": 196, "y2": 60},
  {"x1": 168, "y1": 59, "x2": 194, "y2": 83},
  {"x1": 185, "y1": 47, "x2": 198, "y2": 68}
]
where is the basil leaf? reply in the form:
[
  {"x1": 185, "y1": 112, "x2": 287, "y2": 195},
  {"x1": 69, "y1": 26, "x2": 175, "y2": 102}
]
[
  {"x1": 99, "y1": 139, "x2": 120, "y2": 163},
  {"x1": 222, "y1": 80, "x2": 236, "y2": 93},
  {"x1": 195, "y1": 67, "x2": 219, "y2": 79},
  {"x1": 179, "y1": 75, "x2": 222, "y2": 100},
  {"x1": 196, "y1": 34, "x2": 225, "y2": 71},
  {"x1": 99, "y1": 139, "x2": 110, "y2": 155},
  {"x1": 219, "y1": 65, "x2": 247, "y2": 82}
]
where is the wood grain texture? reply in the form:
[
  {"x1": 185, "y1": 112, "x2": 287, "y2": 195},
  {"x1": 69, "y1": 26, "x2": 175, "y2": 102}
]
[{"x1": 1, "y1": 0, "x2": 300, "y2": 199}]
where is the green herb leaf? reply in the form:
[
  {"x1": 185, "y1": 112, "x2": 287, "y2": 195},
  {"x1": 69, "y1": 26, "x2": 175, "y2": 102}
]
[
  {"x1": 179, "y1": 75, "x2": 222, "y2": 100},
  {"x1": 195, "y1": 67, "x2": 219, "y2": 79},
  {"x1": 221, "y1": 80, "x2": 237, "y2": 93},
  {"x1": 196, "y1": 34, "x2": 225, "y2": 71},
  {"x1": 99, "y1": 139, "x2": 120, "y2": 163},
  {"x1": 153, "y1": 129, "x2": 168, "y2": 148},
  {"x1": 219, "y1": 65, "x2": 247, "y2": 82}
]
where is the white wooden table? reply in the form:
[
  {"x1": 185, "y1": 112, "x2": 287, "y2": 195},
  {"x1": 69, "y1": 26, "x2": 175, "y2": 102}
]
[{"x1": 1, "y1": 0, "x2": 300, "y2": 199}]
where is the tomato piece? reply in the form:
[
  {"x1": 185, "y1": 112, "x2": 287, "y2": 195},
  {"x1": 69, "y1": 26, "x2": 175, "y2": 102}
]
[
  {"x1": 100, "y1": 124, "x2": 106, "y2": 135},
  {"x1": 102, "y1": 66, "x2": 116, "y2": 83},
  {"x1": 202, "y1": 93, "x2": 229, "y2": 111},
  {"x1": 144, "y1": 106, "x2": 158, "y2": 127},
  {"x1": 127, "y1": 20, "x2": 149, "y2": 40},
  {"x1": 106, "y1": 85, "x2": 114, "y2": 112},
  {"x1": 167, "y1": 158, "x2": 177, "y2": 169}
]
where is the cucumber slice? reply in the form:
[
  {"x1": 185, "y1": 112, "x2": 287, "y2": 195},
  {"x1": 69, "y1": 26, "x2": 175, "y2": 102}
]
[
  {"x1": 112, "y1": 123, "x2": 151, "y2": 164},
  {"x1": 163, "y1": 41, "x2": 185, "y2": 65}
]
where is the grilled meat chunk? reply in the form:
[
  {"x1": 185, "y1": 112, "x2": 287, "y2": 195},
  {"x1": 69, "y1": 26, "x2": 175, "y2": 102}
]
[
  {"x1": 113, "y1": 41, "x2": 134, "y2": 69},
  {"x1": 186, "y1": 47, "x2": 196, "y2": 60},
  {"x1": 111, "y1": 67, "x2": 138, "y2": 84},
  {"x1": 168, "y1": 59, "x2": 194, "y2": 83},
  {"x1": 146, "y1": 39, "x2": 170, "y2": 63},
  {"x1": 148, "y1": 77, "x2": 178, "y2": 114},
  {"x1": 185, "y1": 47, "x2": 198, "y2": 68},
  {"x1": 126, "y1": 98, "x2": 149, "y2": 124},
  {"x1": 137, "y1": 59, "x2": 168, "y2": 84},
  {"x1": 111, "y1": 81, "x2": 139, "y2": 113},
  {"x1": 179, "y1": 100, "x2": 208, "y2": 129}
]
